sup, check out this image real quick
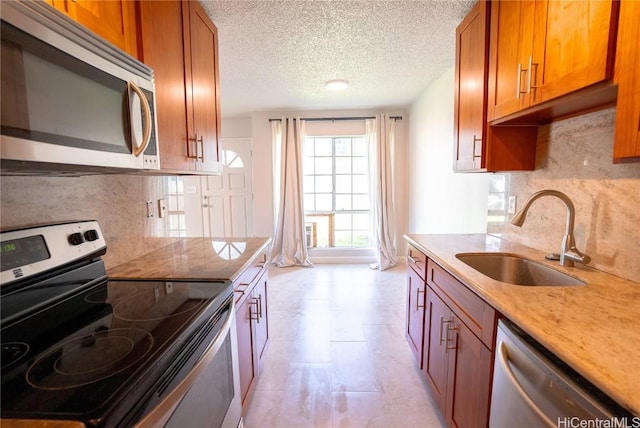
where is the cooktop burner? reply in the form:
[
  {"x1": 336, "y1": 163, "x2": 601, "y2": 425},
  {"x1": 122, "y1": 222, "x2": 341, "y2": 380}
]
[
  {"x1": 1, "y1": 275, "x2": 232, "y2": 425},
  {"x1": 27, "y1": 328, "x2": 154, "y2": 390},
  {"x1": 0, "y1": 221, "x2": 235, "y2": 427}
]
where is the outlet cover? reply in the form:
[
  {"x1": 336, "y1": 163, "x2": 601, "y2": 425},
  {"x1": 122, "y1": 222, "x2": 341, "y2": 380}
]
[{"x1": 145, "y1": 201, "x2": 154, "y2": 218}]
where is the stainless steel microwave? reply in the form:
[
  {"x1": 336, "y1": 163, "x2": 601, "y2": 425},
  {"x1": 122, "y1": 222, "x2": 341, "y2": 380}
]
[{"x1": 1, "y1": 1, "x2": 160, "y2": 174}]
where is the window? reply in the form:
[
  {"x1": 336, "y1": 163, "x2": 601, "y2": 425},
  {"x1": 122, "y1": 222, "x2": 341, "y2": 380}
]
[
  {"x1": 303, "y1": 136, "x2": 370, "y2": 248},
  {"x1": 165, "y1": 176, "x2": 186, "y2": 237}
]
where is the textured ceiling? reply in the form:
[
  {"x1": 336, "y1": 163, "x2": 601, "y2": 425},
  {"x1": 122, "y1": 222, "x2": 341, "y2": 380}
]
[{"x1": 199, "y1": 0, "x2": 475, "y2": 118}]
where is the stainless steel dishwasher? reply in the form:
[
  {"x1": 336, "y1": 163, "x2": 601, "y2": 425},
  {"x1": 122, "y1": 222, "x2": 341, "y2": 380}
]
[{"x1": 490, "y1": 319, "x2": 631, "y2": 428}]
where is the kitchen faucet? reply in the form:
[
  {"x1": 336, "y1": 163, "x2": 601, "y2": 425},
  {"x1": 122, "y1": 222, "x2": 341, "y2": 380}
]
[{"x1": 511, "y1": 190, "x2": 591, "y2": 267}]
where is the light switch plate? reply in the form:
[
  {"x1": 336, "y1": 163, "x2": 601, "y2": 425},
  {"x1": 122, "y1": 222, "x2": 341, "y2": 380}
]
[
  {"x1": 158, "y1": 199, "x2": 167, "y2": 218},
  {"x1": 508, "y1": 196, "x2": 517, "y2": 214}
]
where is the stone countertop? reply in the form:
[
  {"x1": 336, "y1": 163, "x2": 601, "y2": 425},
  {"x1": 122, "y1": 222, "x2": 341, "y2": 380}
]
[
  {"x1": 404, "y1": 233, "x2": 640, "y2": 416},
  {"x1": 108, "y1": 237, "x2": 271, "y2": 282}
]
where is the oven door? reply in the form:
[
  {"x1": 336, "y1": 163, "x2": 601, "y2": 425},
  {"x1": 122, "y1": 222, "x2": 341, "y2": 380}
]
[{"x1": 135, "y1": 299, "x2": 242, "y2": 428}]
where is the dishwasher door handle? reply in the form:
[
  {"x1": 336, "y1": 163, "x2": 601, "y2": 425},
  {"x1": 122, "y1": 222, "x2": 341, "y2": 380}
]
[{"x1": 496, "y1": 340, "x2": 556, "y2": 427}]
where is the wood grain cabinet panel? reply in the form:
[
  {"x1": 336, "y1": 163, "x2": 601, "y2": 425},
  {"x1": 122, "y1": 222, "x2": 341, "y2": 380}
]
[
  {"x1": 233, "y1": 249, "x2": 269, "y2": 414},
  {"x1": 488, "y1": 0, "x2": 618, "y2": 122},
  {"x1": 138, "y1": 0, "x2": 221, "y2": 173},
  {"x1": 406, "y1": 265, "x2": 426, "y2": 366},
  {"x1": 454, "y1": 1, "x2": 537, "y2": 172},
  {"x1": 404, "y1": 250, "x2": 497, "y2": 428},
  {"x1": 43, "y1": 0, "x2": 139, "y2": 58},
  {"x1": 613, "y1": 0, "x2": 640, "y2": 163}
]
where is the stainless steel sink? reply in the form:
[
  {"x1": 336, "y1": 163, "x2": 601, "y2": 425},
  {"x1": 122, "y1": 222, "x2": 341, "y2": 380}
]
[{"x1": 455, "y1": 253, "x2": 586, "y2": 286}]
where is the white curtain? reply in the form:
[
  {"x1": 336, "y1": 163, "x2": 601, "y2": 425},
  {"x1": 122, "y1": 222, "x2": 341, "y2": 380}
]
[
  {"x1": 270, "y1": 117, "x2": 313, "y2": 267},
  {"x1": 367, "y1": 114, "x2": 398, "y2": 270}
]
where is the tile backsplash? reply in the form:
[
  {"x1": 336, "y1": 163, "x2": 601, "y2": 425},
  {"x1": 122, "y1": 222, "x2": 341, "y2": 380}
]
[
  {"x1": 492, "y1": 107, "x2": 640, "y2": 283},
  {"x1": 0, "y1": 175, "x2": 179, "y2": 269}
]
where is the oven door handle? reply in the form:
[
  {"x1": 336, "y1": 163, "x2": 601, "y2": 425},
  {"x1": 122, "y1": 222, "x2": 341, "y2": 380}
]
[{"x1": 135, "y1": 300, "x2": 235, "y2": 428}]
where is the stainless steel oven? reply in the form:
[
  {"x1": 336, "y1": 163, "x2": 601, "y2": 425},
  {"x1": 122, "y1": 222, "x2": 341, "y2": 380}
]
[
  {"x1": 1, "y1": 221, "x2": 242, "y2": 427},
  {"x1": 1, "y1": 1, "x2": 160, "y2": 174}
]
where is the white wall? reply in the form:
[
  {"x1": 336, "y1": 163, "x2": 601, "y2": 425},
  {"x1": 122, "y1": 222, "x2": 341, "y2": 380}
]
[
  {"x1": 408, "y1": 67, "x2": 490, "y2": 235},
  {"x1": 221, "y1": 117, "x2": 252, "y2": 138}
]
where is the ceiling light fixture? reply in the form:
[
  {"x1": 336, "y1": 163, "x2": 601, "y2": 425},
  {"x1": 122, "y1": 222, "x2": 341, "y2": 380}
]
[{"x1": 325, "y1": 79, "x2": 349, "y2": 91}]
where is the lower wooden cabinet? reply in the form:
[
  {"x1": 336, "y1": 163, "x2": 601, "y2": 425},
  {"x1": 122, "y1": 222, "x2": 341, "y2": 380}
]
[
  {"x1": 406, "y1": 264, "x2": 426, "y2": 366},
  {"x1": 424, "y1": 289, "x2": 492, "y2": 428},
  {"x1": 234, "y1": 251, "x2": 269, "y2": 413},
  {"x1": 406, "y1": 247, "x2": 497, "y2": 428}
]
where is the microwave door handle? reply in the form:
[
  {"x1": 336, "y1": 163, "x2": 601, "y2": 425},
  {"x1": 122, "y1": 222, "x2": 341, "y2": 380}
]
[{"x1": 128, "y1": 81, "x2": 152, "y2": 157}]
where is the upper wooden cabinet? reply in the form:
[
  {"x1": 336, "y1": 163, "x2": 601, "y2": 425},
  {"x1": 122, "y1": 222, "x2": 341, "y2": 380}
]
[
  {"x1": 454, "y1": 1, "x2": 489, "y2": 171},
  {"x1": 43, "y1": 0, "x2": 139, "y2": 58},
  {"x1": 613, "y1": 0, "x2": 640, "y2": 163},
  {"x1": 487, "y1": 0, "x2": 619, "y2": 123},
  {"x1": 454, "y1": 1, "x2": 537, "y2": 172},
  {"x1": 138, "y1": 1, "x2": 222, "y2": 174}
]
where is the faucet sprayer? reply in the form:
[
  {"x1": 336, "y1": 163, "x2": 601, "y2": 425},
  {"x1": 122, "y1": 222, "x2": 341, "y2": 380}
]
[{"x1": 511, "y1": 190, "x2": 591, "y2": 267}]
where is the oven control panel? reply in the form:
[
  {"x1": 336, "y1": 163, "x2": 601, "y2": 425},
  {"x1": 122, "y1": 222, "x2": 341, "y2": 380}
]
[{"x1": 0, "y1": 220, "x2": 107, "y2": 286}]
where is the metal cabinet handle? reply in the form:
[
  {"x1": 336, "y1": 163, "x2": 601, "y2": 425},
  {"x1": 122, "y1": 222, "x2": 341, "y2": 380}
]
[
  {"x1": 416, "y1": 288, "x2": 425, "y2": 311},
  {"x1": 516, "y1": 57, "x2": 534, "y2": 100},
  {"x1": 497, "y1": 341, "x2": 556, "y2": 426},
  {"x1": 257, "y1": 294, "x2": 263, "y2": 320},
  {"x1": 250, "y1": 297, "x2": 260, "y2": 322},
  {"x1": 439, "y1": 316, "x2": 452, "y2": 345},
  {"x1": 472, "y1": 134, "x2": 482, "y2": 159},
  {"x1": 187, "y1": 135, "x2": 204, "y2": 161},
  {"x1": 445, "y1": 324, "x2": 458, "y2": 353},
  {"x1": 516, "y1": 63, "x2": 523, "y2": 99}
]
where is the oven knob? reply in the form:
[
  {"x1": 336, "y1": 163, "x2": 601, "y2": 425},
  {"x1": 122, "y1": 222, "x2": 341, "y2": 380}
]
[
  {"x1": 84, "y1": 229, "x2": 99, "y2": 242},
  {"x1": 68, "y1": 232, "x2": 84, "y2": 246}
]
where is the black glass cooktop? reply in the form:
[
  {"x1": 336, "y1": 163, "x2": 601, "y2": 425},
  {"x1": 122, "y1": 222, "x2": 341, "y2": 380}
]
[{"x1": 1, "y1": 263, "x2": 232, "y2": 426}]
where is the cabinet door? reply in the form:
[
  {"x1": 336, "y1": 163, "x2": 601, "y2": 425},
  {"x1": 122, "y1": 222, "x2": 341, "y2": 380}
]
[
  {"x1": 236, "y1": 294, "x2": 256, "y2": 407},
  {"x1": 422, "y1": 289, "x2": 451, "y2": 413},
  {"x1": 45, "y1": 0, "x2": 139, "y2": 58},
  {"x1": 185, "y1": 1, "x2": 222, "y2": 173},
  {"x1": 454, "y1": 1, "x2": 489, "y2": 171},
  {"x1": 487, "y1": 0, "x2": 536, "y2": 120},
  {"x1": 138, "y1": 1, "x2": 195, "y2": 171},
  {"x1": 445, "y1": 317, "x2": 493, "y2": 428},
  {"x1": 531, "y1": 0, "x2": 617, "y2": 104},
  {"x1": 613, "y1": 0, "x2": 640, "y2": 162},
  {"x1": 252, "y1": 269, "x2": 269, "y2": 374},
  {"x1": 406, "y1": 266, "x2": 426, "y2": 366}
]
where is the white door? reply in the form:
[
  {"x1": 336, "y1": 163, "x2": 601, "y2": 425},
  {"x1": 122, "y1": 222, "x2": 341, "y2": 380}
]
[{"x1": 201, "y1": 138, "x2": 253, "y2": 237}]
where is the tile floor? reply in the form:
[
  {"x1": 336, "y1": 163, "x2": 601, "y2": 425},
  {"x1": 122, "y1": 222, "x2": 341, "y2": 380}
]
[{"x1": 242, "y1": 263, "x2": 445, "y2": 428}]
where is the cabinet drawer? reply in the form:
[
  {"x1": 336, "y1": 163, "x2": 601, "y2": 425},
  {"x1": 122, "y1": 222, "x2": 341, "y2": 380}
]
[
  {"x1": 234, "y1": 250, "x2": 267, "y2": 299},
  {"x1": 407, "y1": 244, "x2": 427, "y2": 279},
  {"x1": 427, "y1": 259, "x2": 497, "y2": 349}
]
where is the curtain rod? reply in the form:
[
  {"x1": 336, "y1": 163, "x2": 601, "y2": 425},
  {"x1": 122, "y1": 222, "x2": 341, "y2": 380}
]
[{"x1": 268, "y1": 116, "x2": 402, "y2": 122}]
